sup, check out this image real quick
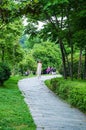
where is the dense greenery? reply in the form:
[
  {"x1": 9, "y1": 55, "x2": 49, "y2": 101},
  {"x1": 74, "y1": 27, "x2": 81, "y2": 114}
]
[
  {"x1": 45, "y1": 78, "x2": 86, "y2": 113},
  {"x1": 24, "y1": 0, "x2": 86, "y2": 80},
  {"x1": 18, "y1": 41, "x2": 61, "y2": 75},
  {"x1": 32, "y1": 41, "x2": 61, "y2": 70},
  {"x1": 0, "y1": 76, "x2": 36, "y2": 130},
  {"x1": 0, "y1": 18, "x2": 24, "y2": 75},
  {"x1": 0, "y1": 0, "x2": 86, "y2": 80},
  {"x1": 0, "y1": 62, "x2": 11, "y2": 85},
  {"x1": 0, "y1": 0, "x2": 86, "y2": 127}
]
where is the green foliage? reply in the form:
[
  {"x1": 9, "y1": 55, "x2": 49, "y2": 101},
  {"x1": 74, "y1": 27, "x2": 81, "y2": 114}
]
[
  {"x1": 24, "y1": 35, "x2": 41, "y2": 49},
  {"x1": 0, "y1": 62, "x2": 11, "y2": 85},
  {"x1": 25, "y1": 54, "x2": 37, "y2": 71},
  {"x1": 0, "y1": 0, "x2": 35, "y2": 24},
  {"x1": 73, "y1": 30, "x2": 86, "y2": 48},
  {"x1": 0, "y1": 76, "x2": 36, "y2": 129},
  {"x1": 19, "y1": 52, "x2": 37, "y2": 75},
  {"x1": 19, "y1": 40, "x2": 61, "y2": 75},
  {"x1": 32, "y1": 41, "x2": 61, "y2": 70},
  {"x1": 0, "y1": 19, "x2": 24, "y2": 60},
  {"x1": 25, "y1": 0, "x2": 86, "y2": 79},
  {"x1": 0, "y1": 0, "x2": 86, "y2": 79},
  {"x1": 0, "y1": 18, "x2": 25, "y2": 75},
  {"x1": 45, "y1": 78, "x2": 86, "y2": 113}
]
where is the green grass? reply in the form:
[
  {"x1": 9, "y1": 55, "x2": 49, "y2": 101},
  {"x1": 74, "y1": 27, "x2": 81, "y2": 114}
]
[
  {"x1": 45, "y1": 77, "x2": 86, "y2": 113},
  {"x1": 0, "y1": 75, "x2": 36, "y2": 130}
]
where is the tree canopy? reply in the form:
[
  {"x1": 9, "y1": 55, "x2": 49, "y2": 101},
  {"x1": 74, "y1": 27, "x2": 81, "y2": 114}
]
[{"x1": 0, "y1": 0, "x2": 86, "y2": 80}]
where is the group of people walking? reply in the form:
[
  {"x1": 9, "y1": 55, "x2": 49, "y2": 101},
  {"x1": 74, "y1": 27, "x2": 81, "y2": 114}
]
[
  {"x1": 36, "y1": 61, "x2": 56, "y2": 78},
  {"x1": 24, "y1": 60, "x2": 56, "y2": 78}
]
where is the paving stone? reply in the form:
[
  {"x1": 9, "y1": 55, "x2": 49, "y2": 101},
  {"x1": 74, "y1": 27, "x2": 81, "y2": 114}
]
[{"x1": 18, "y1": 75, "x2": 86, "y2": 130}]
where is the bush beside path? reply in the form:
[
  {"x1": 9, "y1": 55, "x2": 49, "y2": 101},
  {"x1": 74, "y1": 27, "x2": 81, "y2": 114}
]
[{"x1": 45, "y1": 77, "x2": 86, "y2": 113}]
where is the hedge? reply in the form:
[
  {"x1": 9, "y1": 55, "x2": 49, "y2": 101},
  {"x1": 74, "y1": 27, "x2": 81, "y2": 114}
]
[{"x1": 45, "y1": 78, "x2": 86, "y2": 113}]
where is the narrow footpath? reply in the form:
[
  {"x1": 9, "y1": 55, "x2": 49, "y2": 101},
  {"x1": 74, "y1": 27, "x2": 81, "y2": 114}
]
[{"x1": 18, "y1": 75, "x2": 86, "y2": 130}]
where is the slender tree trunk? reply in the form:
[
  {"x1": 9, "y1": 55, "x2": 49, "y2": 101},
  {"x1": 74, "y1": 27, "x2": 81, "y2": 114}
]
[
  {"x1": 12, "y1": 45, "x2": 16, "y2": 75},
  {"x1": 63, "y1": 44, "x2": 70, "y2": 77},
  {"x1": 78, "y1": 48, "x2": 82, "y2": 79},
  {"x1": 59, "y1": 39, "x2": 67, "y2": 79},
  {"x1": 70, "y1": 44, "x2": 73, "y2": 80},
  {"x1": 83, "y1": 47, "x2": 86, "y2": 79},
  {"x1": 66, "y1": 7, "x2": 74, "y2": 80}
]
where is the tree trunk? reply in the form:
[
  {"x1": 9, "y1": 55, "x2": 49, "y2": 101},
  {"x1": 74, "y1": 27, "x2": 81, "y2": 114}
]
[
  {"x1": 63, "y1": 44, "x2": 70, "y2": 77},
  {"x1": 66, "y1": 6, "x2": 74, "y2": 80},
  {"x1": 78, "y1": 48, "x2": 82, "y2": 79},
  {"x1": 70, "y1": 44, "x2": 73, "y2": 80},
  {"x1": 59, "y1": 39, "x2": 67, "y2": 79},
  {"x1": 83, "y1": 47, "x2": 86, "y2": 79}
]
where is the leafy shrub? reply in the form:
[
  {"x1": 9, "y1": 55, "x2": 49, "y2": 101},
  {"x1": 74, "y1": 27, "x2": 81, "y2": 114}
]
[
  {"x1": 68, "y1": 85, "x2": 86, "y2": 111},
  {"x1": 50, "y1": 78, "x2": 59, "y2": 91},
  {"x1": 45, "y1": 78, "x2": 86, "y2": 113},
  {"x1": 0, "y1": 62, "x2": 11, "y2": 85}
]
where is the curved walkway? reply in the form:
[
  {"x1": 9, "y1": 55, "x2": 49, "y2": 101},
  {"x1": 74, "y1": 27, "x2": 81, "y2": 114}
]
[{"x1": 18, "y1": 75, "x2": 86, "y2": 130}]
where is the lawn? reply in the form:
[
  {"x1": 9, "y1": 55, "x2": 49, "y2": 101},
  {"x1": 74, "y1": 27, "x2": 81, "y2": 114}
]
[{"x1": 0, "y1": 75, "x2": 36, "y2": 130}]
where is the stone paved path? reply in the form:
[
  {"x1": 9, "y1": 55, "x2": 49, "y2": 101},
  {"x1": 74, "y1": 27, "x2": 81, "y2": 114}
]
[{"x1": 18, "y1": 75, "x2": 86, "y2": 130}]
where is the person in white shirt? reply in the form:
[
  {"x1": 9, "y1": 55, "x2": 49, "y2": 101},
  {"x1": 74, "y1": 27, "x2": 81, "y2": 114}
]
[{"x1": 36, "y1": 61, "x2": 42, "y2": 78}]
